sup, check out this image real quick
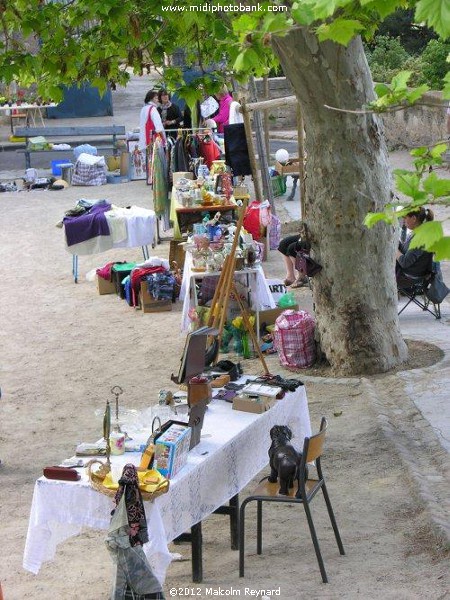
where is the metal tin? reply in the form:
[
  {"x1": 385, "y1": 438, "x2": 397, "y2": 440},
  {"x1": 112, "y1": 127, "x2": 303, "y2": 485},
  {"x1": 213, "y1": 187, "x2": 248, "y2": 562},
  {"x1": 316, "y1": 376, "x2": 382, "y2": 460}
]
[{"x1": 109, "y1": 430, "x2": 125, "y2": 455}]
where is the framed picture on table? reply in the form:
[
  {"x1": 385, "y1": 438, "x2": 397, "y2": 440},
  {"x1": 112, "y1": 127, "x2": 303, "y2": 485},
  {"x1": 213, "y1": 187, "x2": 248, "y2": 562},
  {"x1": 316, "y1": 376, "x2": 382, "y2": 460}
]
[{"x1": 127, "y1": 141, "x2": 147, "y2": 180}]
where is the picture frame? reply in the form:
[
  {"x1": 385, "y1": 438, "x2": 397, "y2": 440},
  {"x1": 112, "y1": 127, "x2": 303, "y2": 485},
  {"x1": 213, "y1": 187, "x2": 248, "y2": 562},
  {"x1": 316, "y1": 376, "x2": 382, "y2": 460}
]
[{"x1": 127, "y1": 140, "x2": 147, "y2": 180}]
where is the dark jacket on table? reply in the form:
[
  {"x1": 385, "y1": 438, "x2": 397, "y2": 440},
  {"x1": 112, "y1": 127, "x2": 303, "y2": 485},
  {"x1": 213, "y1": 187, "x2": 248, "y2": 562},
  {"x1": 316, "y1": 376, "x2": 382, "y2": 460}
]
[{"x1": 397, "y1": 235, "x2": 433, "y2": 277}]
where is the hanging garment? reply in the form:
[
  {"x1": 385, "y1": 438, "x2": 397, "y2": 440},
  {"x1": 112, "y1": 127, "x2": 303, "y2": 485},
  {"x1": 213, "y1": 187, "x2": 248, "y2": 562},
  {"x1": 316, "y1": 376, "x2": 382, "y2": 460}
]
[
  {"x1": 198, "y1": 136, "x2": 221, "y2": 169},
  {"x1": 174, "y1": 136, "x2": 190, "y2": 172},
  {"x1": 229, "y1": 101, "x2": 244, "y2": 125},
  {"x1": 105, "y1": 464, "x2": 165, "y2": 600},
  {"x1": 224, "y1": 123, "x2": 251, "y2": 176},
  {"x1": 151, "y1": 139, "x2": 169, "y2": 218}
]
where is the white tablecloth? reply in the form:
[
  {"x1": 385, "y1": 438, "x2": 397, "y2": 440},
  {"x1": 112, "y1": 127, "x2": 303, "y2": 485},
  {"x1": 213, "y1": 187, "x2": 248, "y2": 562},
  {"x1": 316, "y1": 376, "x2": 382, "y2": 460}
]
[
  {"x1": 23, "y1": 384, "x2": 310, "y2": 582},
  {"x1": 180, "y1": 250, "x2": 276, "y2": 331},
  {"x1": 64, "y1": 205, "x2": 157, "y2": 256}
]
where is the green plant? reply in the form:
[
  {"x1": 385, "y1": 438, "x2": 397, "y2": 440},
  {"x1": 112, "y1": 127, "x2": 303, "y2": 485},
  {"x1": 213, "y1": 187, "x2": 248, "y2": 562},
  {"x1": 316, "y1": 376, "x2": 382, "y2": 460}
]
[
  {"x1": 366, "y1": 36, "x2": 411, "y2": 75},
  {"x1": 417, "y1": 39, "x2": 450, "y2": 90}
]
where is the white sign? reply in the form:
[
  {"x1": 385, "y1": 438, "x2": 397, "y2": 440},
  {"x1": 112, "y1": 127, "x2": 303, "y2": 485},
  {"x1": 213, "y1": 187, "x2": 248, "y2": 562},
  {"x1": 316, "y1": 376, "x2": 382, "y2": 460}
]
[{"x1": 267, "y1": 279, "x2": 287, "y2": 304}]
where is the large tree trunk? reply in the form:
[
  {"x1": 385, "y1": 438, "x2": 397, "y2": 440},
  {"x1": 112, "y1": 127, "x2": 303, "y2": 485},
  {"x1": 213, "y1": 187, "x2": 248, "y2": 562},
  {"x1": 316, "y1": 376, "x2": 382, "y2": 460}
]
[{"x1": 272, "y1": 30, "x2": 408, "y2": 374}]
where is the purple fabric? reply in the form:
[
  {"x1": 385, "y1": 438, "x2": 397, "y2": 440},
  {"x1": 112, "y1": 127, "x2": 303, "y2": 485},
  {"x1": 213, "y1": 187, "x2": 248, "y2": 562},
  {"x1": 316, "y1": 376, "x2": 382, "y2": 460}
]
[{"x1": 64, "y1": 201, "x2": 111, "y2": 246}]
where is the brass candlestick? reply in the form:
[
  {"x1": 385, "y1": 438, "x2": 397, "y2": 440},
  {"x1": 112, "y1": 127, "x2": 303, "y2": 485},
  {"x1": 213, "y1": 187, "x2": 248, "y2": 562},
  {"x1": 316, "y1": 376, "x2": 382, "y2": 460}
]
[
  {"x1": 97, "y1": 399, "x2": 111, "y2": 477},
  {"x1": 111, "y1": 385, "x2": 124, "y2": 432}
]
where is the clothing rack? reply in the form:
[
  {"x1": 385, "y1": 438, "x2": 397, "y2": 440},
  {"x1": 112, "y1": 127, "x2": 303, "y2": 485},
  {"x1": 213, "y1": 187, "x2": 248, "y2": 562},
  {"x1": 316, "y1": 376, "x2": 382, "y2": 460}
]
[
  {"x1": 163, "y1": 127, "x2": 215, "y2": 133},
  {"x1": 150, "y1": 127, "x2": 220, "y2": 244}
]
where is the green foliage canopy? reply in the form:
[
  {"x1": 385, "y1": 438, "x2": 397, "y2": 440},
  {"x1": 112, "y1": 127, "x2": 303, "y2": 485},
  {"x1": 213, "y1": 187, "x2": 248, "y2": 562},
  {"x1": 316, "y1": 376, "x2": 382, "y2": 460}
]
[{"x1": 1, "y1": 0, "x2": 449, "y2": 256}]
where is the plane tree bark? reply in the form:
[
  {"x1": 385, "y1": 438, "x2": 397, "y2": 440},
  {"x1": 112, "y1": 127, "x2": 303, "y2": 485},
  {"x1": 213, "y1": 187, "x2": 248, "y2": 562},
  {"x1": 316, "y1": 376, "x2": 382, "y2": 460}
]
[{"x1": 272, "y1": 30, "x2": 408, "y2": 374}]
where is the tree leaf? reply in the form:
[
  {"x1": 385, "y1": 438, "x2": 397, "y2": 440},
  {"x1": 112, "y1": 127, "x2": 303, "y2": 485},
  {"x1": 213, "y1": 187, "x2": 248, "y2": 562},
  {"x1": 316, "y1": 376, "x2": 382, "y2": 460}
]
[
  {"x1": 429, "y1": 236, "x2": 450, "y2": 261},
  {"x1": 291, "y1": 2, "x2": 315, "y2": 25},
  {"x1": 409, "y1": 221, "x2": 443, "y2": 250},
  {"x1": 361, "y1": 0, "x2": 403, "y2": 19},
  {"x1": 261, "y1": 13, "x2": 289, "y2": 34},
  {"x1": 430, "y1": 143, "x2": 448, "y2": 158},
  {"x1": 405, "y1": 84, "x2": 430, "y2": 104},
  {"x1": 374, "y1": 83, "x2": 390, "y2": 98},
  {"x1": 390, "y1": 70, "x2": 412, "y2": 91},
  {"x1": 393, "y1": 171, "x2": 421, "y2": 198},
  {"x1": 416, "y1": 0, "x2": 450, "y2": 39},
  {"x1": 410, "y1": 147, "x2": 429, "y2": 157},
  {"x1": 308, "y1": 0, "x2": 352, "y2": 20},
  {"x1": 364, "y1": 212, "x2": 392, "y2": 227},
  {"x1": 422, "y1": 172, "x2": 450, "y2": 197},
  {"x1": 316, "y1": 19, "x2": 364, "y2": 46}
]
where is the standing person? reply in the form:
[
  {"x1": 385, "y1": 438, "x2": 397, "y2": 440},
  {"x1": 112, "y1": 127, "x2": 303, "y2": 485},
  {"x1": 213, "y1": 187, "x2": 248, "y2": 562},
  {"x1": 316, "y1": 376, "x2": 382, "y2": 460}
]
[
  {"x1": 213, "y1": 85, "x2": 233, "y2": 134},
  {"x1": 138, "y1": 90, "x2": 165, "y2": 152},
  {"x1": 158, "y1": 90, "x2": 183, "y2": 134}
]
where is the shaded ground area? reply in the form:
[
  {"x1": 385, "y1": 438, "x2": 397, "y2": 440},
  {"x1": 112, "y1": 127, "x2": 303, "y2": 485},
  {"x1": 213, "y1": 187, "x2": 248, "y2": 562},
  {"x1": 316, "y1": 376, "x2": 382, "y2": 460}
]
[{"x1": 0, "y1": 184, "x2": 450, "y2": 599}]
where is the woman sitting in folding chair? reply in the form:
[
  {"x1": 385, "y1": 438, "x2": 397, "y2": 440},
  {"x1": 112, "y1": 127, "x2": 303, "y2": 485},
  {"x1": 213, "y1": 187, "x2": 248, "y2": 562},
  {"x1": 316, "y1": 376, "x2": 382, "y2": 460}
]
[{"x1": 396, "y1": 207, "x2": 434, "y2": 290}]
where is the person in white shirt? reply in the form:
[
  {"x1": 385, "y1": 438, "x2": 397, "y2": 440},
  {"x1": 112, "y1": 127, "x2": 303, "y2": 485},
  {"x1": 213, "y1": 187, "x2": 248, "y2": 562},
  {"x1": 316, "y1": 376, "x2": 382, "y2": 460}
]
[
  {"x1": 229, "y1": 99, "x2": 244, "y2": 125},
  {"x1": 138, "y1": 90, "x2": 165, "y2": 151}
]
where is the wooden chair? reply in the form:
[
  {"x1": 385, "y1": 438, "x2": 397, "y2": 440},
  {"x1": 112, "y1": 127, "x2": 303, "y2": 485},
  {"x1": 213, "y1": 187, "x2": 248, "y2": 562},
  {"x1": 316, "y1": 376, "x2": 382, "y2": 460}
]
[
  {"x1": 239, "y1": 417, "x2": 345, "y2": 583},
  {"x1": 10, "y1": 109, "x2": 28, "y2": 133}
]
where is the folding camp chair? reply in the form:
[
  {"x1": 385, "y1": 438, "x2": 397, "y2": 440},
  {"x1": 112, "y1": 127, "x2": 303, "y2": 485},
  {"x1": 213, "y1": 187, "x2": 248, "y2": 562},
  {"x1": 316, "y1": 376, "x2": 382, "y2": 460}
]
[{"x1": 397, "y1": 272, "x2": 441, "y2": 319}]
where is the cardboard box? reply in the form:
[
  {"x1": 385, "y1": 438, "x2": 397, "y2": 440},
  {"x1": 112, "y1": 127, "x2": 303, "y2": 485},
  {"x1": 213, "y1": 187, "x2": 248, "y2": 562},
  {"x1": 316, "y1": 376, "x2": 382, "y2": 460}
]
[
  {"x1": 275, "y1": 158, "x2": 301, "y2": 175},
  {"x1": 257, "y1": 306, "x2": 299, "y2": 329},
  {"x1": 96, "y1": 274, "x2": 116, "y2": 295},
  {"x1": 139, "y1": 281, "x2": 172, "y2": 313},
  {"x1": 153, "y1": 422, "x2": 192, "y2": 479},
  {"x1": 169, "y1": 239, "x2": 186, "y2": 270},
  {"x1": 233, "y1": 395, "x2": 275, "y2": 414},
  {"x1": 112, "y1": 262, "x2": 137, "y2": 299}
]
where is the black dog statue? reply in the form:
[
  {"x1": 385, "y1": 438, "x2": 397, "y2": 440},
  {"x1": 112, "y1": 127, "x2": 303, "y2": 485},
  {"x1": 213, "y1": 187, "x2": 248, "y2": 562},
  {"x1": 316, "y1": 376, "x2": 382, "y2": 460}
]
[{"x1": 268, "y1": 425, "x2": 306, "y2": 496}]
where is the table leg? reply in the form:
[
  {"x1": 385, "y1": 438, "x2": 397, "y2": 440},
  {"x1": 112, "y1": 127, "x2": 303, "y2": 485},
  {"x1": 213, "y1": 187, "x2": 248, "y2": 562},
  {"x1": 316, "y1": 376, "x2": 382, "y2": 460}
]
[
  {"x1": 72, "y1": 255, "x2": 78, "y2": 284},
  {"x1": 141, "y1": 245, "x2": 149, "y2": 260},
  {"x1": 191, "y1": 522, "x2": 203, "y2": 583},
  {"x1": 213, "y1": 494, "x2": 239, "y2": 550},
  {"x1": 173, "y1": 495, "x2": 239, "y2": 583}
]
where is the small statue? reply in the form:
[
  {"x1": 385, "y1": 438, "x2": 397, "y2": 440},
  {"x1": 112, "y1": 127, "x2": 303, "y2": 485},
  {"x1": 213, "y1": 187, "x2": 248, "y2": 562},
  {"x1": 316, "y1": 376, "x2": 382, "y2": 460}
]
[
  {"x1": 158, "y1": 389, "x2": 174, "y2": 407},
  {"x1": 267, "y1": 425, "x2": 306, "y2": 496}
]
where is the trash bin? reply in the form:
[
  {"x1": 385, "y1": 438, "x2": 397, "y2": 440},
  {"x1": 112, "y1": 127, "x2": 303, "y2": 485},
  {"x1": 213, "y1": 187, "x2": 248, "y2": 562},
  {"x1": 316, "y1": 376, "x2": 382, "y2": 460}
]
[{"x1": 60, "y1": 163, "x2": 74, "y2": 185}]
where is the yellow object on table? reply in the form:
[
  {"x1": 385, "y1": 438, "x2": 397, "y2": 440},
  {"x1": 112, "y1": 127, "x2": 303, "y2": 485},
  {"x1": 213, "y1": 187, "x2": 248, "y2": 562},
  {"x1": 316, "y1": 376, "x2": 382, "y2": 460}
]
[{"x1": 102, "y1": 468, "x2": 169, "y2": 494}]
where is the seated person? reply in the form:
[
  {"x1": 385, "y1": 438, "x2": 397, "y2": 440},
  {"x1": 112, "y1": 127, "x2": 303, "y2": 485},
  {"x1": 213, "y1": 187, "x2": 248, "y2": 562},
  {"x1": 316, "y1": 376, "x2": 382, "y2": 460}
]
[
  {"x1": 396, "y1": 207, "x2": 434, "y2": 289},
  {"x1": 278, "y1": 229, "x2": 310, "y2": 288}
]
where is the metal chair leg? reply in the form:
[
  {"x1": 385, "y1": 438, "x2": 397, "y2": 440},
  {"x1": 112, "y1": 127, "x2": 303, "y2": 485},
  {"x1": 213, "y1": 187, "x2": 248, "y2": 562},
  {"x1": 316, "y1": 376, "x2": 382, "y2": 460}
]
[
  {"x1": 257, "y1": 500, "x2": 262, "y2": 555},
  {"x1": 239, "y1": 497, "x2": 251, "y2": 577},
  {"x1": 321, "y1": 483, "x2": 345, "y2": 555},
  {"x1": 302, "y1": 501, "x2": 328, "y2": 583}
]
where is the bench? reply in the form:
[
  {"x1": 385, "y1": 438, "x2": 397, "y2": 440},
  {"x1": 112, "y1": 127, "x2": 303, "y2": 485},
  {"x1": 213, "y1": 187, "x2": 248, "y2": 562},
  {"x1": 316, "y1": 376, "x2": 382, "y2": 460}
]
[{"x1": 14, "y1": 125, "x2": 126, "y2": 169}]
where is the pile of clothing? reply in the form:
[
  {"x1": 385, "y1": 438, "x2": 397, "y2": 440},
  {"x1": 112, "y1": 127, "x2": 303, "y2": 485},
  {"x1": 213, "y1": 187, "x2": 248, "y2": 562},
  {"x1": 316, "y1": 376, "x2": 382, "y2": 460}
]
[{"x1": 60, "y1": 200, "x2": 156, "y2": 255}]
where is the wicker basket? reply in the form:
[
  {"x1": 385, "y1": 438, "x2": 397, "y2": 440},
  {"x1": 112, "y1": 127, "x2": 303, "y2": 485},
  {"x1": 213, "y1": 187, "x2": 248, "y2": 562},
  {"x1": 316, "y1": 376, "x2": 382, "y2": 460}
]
[{"x1": 87, "y1": 460, "x2": 170, "y2": 501}]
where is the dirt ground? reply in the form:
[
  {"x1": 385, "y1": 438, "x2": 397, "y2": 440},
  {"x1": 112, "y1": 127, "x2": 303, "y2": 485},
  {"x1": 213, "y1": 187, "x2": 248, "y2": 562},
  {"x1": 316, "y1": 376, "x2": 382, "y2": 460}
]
[{"x1": 0, "y1": 182, "x2": 449, "y2": 600}]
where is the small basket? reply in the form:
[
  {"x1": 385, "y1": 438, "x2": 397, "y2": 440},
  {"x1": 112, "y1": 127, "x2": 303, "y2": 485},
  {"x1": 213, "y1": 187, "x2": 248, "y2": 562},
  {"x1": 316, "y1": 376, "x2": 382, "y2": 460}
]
[
  {"x1": 86, "y1": 459, "x2": 170, "y2": 501},
  {"x1": 271, "y1": 175, "x2": 287, "y2": 198}
]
